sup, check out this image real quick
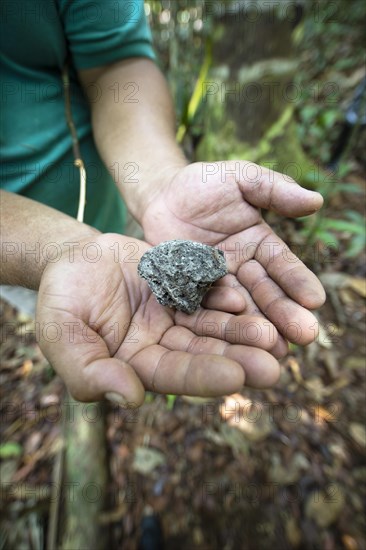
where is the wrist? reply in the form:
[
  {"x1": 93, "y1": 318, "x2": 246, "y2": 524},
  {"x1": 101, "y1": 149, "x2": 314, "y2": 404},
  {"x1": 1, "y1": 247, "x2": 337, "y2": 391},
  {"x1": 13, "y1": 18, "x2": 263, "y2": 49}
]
[
  {"x1": 131, "y1": 156, "x2": 189, "y2": 224},
  {"x1": 23, "y1": 226, "x2": 101, "y2": 291},
  {"x1": 0, "y1": 191, "x2": 101, "y2": 290}
]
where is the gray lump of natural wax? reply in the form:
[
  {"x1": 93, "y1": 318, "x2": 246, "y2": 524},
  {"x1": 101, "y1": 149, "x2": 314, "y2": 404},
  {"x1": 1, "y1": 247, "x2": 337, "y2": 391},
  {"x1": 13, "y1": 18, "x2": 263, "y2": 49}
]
[{"x1": 137, "y1": 240, "x2": 228, "y2": 314}]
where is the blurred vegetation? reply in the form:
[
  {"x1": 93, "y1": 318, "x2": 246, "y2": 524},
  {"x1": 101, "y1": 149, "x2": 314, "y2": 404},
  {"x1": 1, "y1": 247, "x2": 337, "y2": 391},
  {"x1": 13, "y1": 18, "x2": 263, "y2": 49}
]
[
  {"x1": 145, "y1": 0, "x2": 365, "y2": 260},
  {"x1": 145, "y1": 0, "x2": 210, "y2": 145},
  {"x1": 295, "y1": 0, "x2": 366, "y2": 165},
  {"x1": 145, "y1": 0, "x2": 365, "y2": 160}
]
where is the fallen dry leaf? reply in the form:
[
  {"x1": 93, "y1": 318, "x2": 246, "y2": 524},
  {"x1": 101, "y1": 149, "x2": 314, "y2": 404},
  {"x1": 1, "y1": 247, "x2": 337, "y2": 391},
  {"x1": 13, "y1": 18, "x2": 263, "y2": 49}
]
[
  {"x1": 287, "y1": 357, "x2": 304, "y2": 384},
  {"x1": 349, "y1": 423, "x2": 366, "y2": 447},
  {"x1": 319, "y1": 272, "x2": 349, "y2": 289},
  {"x1": 342, "y1": 534, "x2": 359, "y2": 550},
  {"x1": 20, "y1": 359, "x2": 33, "y2": 376},
  {"x1": 269, "y1": 452, "x2": 310, "y2": 484},
  {"x1": 132, "y1": 446, "x2": 166, "y2": 475},
  {"x1": 322, "y1": 349, "x2": 340, "y2": 378},
  {"x1": 313, "y1": 405, "x2": 339, "y2": 424},
  {"x1": 317, "y1": 323, "x2": 334, "y2": 349},
  {"x1": 339, "y1": 288, "x2": 357, "y2": 305},
  {"x1": 347, "y1": 277, "x2": 366, "y2": 298},
  {"x1": 304, "y1": 376, "x2": 327, "y2": 401},
  {"x1": 220, "y1": 394, "x2": 272, "y2": 442},
  {"x1": 305, "y1": 484, "x2": 345, "y2": 527},
  {"x1": 218, "y1": 423, "x2": 251, "y2": 454},
  {"x1": 344, "y1": 357, "x2": 366, "y2": 370},
  {"x1": 285, "y1": 516, "x2": 302, "y2": 547}
]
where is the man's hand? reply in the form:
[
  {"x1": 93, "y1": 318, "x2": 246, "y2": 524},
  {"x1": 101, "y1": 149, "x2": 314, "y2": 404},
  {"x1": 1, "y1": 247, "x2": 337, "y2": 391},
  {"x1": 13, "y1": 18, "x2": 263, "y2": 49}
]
[
  {"x1": 81, "y1": 59, "x2": 325, "y2": 350},
  {"x1": 141, "y1": 161, "x2": 326, "y2": 349},
  {"x1": 37, "y1": 234, "x2": 282, "y2": 406}
]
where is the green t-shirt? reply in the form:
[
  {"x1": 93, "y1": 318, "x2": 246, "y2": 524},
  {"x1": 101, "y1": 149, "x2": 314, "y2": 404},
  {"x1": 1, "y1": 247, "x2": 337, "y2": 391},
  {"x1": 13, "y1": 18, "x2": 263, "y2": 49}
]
[{"x1": 0, "y1": 0, "x2": 155, "y2": 233}]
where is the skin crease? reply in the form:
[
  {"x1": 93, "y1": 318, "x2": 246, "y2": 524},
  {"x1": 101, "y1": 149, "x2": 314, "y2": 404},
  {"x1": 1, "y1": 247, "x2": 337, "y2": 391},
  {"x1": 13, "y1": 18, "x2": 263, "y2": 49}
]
[
  {"x1": 80, "y1": 58, "x2": 326, "y2": 349},
  {"x1": 37, "y1": 233, "x2": 282, "y2": 406},
  {"x1": 1, "y1": 57, "x2": 327, "y2": 405},
  {"x1": 141, "y1": 163, "x2": 326, "y2": 347},
  {"x1": 1, "y1": 192, "x2": 283, "y2": 405}
]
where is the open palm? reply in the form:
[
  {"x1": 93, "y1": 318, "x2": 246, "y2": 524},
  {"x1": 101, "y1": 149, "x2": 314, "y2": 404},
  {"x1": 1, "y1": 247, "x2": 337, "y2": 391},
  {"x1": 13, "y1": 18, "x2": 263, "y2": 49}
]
[
  {"x1": 37, "y1": 234, "x2": 281, "y2": 406},
  {"x1": 142, "y1": 161, "x2": 326, "y2": 348}
]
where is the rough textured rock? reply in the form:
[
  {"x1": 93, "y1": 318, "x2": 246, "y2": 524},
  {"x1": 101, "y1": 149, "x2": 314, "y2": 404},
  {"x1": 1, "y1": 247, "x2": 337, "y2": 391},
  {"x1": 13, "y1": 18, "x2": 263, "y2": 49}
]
[{"x1": 137, "y1": 240, "x2": 228, "y2": 314}]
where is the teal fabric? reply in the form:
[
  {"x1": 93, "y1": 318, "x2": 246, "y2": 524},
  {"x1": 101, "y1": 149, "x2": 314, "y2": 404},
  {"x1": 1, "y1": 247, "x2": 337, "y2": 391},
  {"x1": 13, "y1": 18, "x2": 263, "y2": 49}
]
[{"x1": 0, "y1": 0, "x2": 155, "y2": 233}]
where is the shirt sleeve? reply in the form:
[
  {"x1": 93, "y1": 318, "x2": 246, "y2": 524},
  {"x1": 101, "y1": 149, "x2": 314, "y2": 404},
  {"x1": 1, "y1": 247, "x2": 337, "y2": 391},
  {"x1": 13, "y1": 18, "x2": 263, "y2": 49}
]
[{"x1": 57, "y1": 0, "x2": 156, "y2": 69}]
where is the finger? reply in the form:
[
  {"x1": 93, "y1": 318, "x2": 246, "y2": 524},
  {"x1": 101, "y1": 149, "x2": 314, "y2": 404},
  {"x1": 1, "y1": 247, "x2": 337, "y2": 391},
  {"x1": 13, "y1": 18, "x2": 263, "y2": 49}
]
[
  {"x1": 160, "y1": 326, "x2": 280, "y2": 388},
  {"x1": 238, "y1": 260, "x2": 320, "y2": 345},
  {"x1": 219, "y1": 225, "x2": 270, "y2": 274},
  {"x1": 213, "y1": 272, "x2": 265, "y2": 317},
  {"x1": 37, "y1": 312, "x2": 145, "y2": 406},
  {"x1": 201, "y1": 284, "x2": 246, "y2": 312},
  {"x1": 237, "y1": 162, "x2": 324, "y2": 217},
  {"x1": 209, "y1": 274, "x2": 289, "y2": 358},
  {"x1": 82, "y1": 358, "x2": 145, "y2": 407},
  {"x1": 175, "y1": 308, "x2": 278, "y2": 351},
  {"x1": 130, "y1": 344, "x2": 245, "y2": 396},
  {"x1": 255, "y1": 232, "x2": 326, "y2": 309},
  {"x1": 220, "y1": 224, "x2": 325, "y2": 310}
]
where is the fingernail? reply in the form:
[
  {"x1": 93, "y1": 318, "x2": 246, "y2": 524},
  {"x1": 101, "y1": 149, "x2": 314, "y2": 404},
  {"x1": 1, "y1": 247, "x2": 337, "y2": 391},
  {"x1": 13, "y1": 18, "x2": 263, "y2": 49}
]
[{"x1": 105, "y1": 392, "x2": 127, "y2": 406}]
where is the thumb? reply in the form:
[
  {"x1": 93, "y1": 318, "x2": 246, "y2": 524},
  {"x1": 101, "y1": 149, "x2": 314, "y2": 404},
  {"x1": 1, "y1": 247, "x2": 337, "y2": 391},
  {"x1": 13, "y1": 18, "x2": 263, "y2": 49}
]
[
  {"x1": 37, "y1": 316, "x2": 145, "y2": 407},
  {"x1": 77, "y1": 358, "x2": 145, "y2": 408},
  {"x1": 238, "y1": 162, "x2": 324, "y2": 217}
]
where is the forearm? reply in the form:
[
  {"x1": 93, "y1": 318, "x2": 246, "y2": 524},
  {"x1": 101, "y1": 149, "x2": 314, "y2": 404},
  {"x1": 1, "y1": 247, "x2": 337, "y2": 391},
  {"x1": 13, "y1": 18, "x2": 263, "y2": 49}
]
[
  {"x1": 0, "y1": 191, "x2": 99, "y2": 289},
  {"x1": 79, "y1": 58, "x2": 187, "y2": 223}
]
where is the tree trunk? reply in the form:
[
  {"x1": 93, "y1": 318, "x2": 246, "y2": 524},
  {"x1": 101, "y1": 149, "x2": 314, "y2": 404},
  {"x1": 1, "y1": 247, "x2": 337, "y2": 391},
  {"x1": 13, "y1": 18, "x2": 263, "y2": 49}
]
[{"x1": 53, "y1": 398, "x2": 109, "y2": 550}]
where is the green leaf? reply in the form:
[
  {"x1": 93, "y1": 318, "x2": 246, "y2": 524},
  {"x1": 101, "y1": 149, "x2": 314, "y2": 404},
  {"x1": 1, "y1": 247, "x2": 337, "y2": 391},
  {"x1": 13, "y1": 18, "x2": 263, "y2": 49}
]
[
  {"x1": 144, "y1": 392, "x2": 155, "y2": 404},
  {"x1": 0, "y1": 442, "x2": 22, "y2": 459},
  {"x1": 337, "y1": 162, "x2": 352, "y2": 178},
  {"x1": 315, "y1": 230, "x2": 340, "y2": 246},
  {"x1": 345, "y1": 211, "x2": 365, "y2": 223},
  {"x1": 345, "y1": 234, "x2": 366, "y2": 258},
  {"x1": 334, "y1": 58, "x2": 357, "y2": 70},
  {"x1": 177, "y1": 38, "x2": 212, "y2": 143},
  {"x1": 300, "y1": 105, "x2": 318, "y2": 123},
  {"x1": 335, "y1": 183, "x2": 363, "y2": 195},
  {"x1": 320, "y1": 109, "x2": 340, "y2": 129},
  {"x1": 321, "y1": 219, "x2": 365, "y2": 235},
  {"x1": 166, "y1": 394, "x2": 177, "y2": 410}
]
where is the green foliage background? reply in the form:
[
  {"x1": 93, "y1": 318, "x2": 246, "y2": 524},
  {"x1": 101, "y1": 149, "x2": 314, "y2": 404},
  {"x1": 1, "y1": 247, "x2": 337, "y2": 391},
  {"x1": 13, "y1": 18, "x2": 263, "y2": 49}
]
[{"x1": 145, "y1": 0, "x2": 366, "y2": 259}]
